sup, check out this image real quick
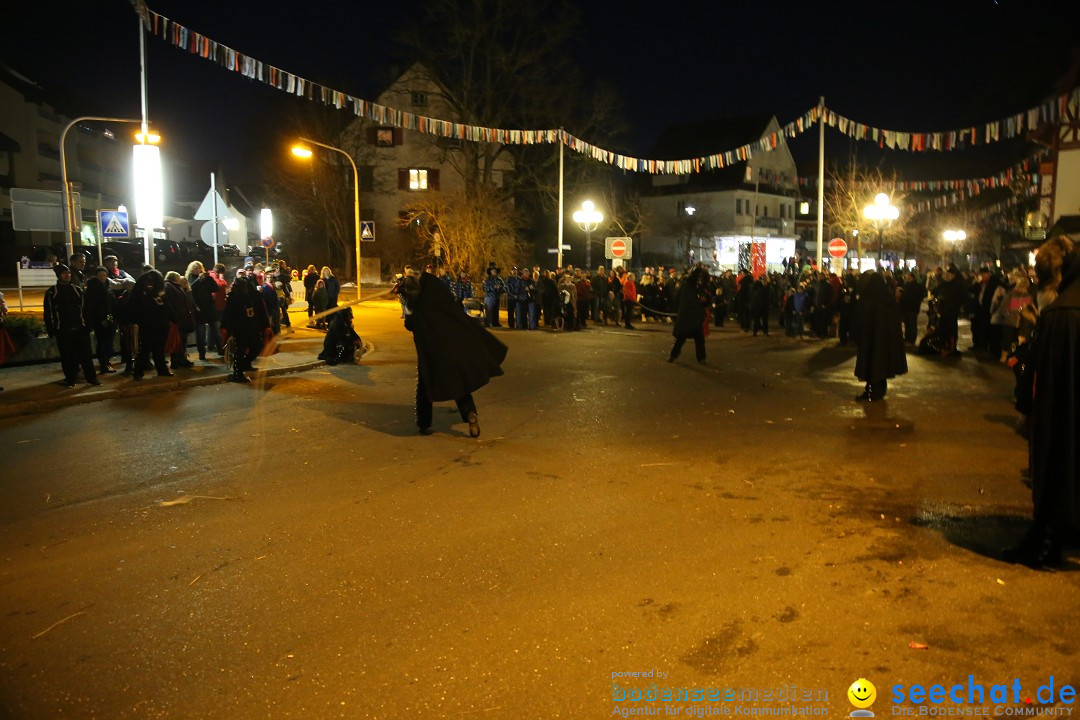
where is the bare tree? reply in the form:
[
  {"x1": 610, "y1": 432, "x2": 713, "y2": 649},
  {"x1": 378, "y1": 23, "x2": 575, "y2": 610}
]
[
  {"x1": 264, "y1": 106, "x2": 383, "y2": 280},
  {"x1": 823, "y1": 164, "x2": 916, "y2": 265},
  {"x1": 398, "y1": 186, "x2": 522, "y2": 279}
]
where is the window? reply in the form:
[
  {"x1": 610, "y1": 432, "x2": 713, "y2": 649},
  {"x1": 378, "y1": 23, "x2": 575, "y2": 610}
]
[
  {"x1": 398, "y1": 168, "x2": 440, "y2": 191},
  {"x1": 369, "y1": 127, "x2": 403, "y2": 147},
  {"x1": 779, "y1": 204, "x2": 785, "y2": 219},
  {"x1": 676, "y1": 200, "x2": 686, "y2": 215},
  {"x1": 763, "y1": 206, "x2": 768, "y2": 218},
  {"x1": 735, "y1": 199, "x2": 742, "y2": 215},
  {"x1": 411, "y1": 92, "x2": 428, "y2": 107}
]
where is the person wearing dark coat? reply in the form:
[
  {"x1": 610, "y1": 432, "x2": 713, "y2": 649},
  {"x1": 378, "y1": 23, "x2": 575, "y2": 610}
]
[
  {"x1": 931, "y1": 265, "x2": 967, "y2": 356},
  {"x1": 1008, "y1": 240, "x2": 1080, "y2": 567},
  {"x1": 736, "y1": 271, "x2": 753, "y2": 332},
  {"x1": 163, "y1": 272, "x2": 196, "y2": 369},
  {"x1": 897, "y1": 271, "x2": 926, "y2": 345},
  {"x1": 668, "y1": 267, "x2": 710, "y2": 364},
  {"x1": 44, "y1": 264, "x2": 100, "y2": 387},
  {"x1": 853, "y1": 271, "x2": 907, "y2": 401},
  {"x1": 130, "y1": 269, "x2": 173, "y2": 380},
  {"x1": 85, "y1": 266, "x2": 117, "y2": 374},
  {"x1": 319, "y1": 307, "x2": 362, "y2": 366},
  {"x1": 221, "y1": 274, "x2": 271, "y2": 383},
  {"x1": 403, "y1": 270, "x2": 507, "y2": 437},
  {"x1": 750, "y1": 275, "x2": 771, "y2": 336},
  {"x1": 191, "y1": 269, "x2": 221, "y2": 360},
  {"x1": 321, "y1": 267, "x2": 340, "y2": 308}
]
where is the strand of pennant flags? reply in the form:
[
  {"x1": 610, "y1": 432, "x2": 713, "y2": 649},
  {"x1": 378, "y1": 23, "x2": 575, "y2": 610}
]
[
  {"x1": 145, "y1": 7, "x2": 1079, "y2": 176},
  {"x1": 795, "y1": 153, "x2": 1045, "y2": 194}
]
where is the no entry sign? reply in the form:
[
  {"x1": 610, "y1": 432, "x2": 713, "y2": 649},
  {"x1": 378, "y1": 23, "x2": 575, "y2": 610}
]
[
  {"x1": 605, "y1": 236, "x2": 632, "y2": 260},
  {"x1": 828, "y1": 238, "x2": 848, "y2": 258}
]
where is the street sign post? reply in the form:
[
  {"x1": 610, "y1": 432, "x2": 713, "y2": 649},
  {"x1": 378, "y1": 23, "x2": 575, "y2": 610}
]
[
  {"x1": 360, "y1": 221, "x2": 375, "y2": 242},
  {"x1": 260, "y1": 236, "x2": 275, "y2": 265},
  {"x1": 99, "y1": 209, "x2": 131, "y2": 239},
  {"x1": 11, "y1": 188, "x2": 80, "y2": 232},
  {"x1": 605, "y1": 236, "x2": 632, "y2": 261}
]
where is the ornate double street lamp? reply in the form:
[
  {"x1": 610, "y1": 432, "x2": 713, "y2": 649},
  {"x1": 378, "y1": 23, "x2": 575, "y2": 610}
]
[
  {"x1": 573, "y1": 200, "x2": 603, "y2": 270},
  {"x1": 291, "y1": 138, "x2": 362, "y2": 300},
  {"x1": 862, "y1": 192, "x2": 899, "y2": 268}
]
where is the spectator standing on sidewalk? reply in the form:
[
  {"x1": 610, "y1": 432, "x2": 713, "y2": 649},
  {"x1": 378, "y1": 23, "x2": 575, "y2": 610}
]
[
  {"x1": 222, "y1": 271, "x2": 271, "y2": 383},
  {"x1": 44, "y1": 263, "x2": 100, "y2": 387},
  {"x1": 321, "y1": 266, "x2": 340, "y2": 309},
  {"x1": 84, "y1": 266, "x2": 117, "y2": 374},
  {"x1": 164, "y1": 272, "x2": 196, "y2": 369},
  {"x1": 303, "y1": 265, "x2": 319, "y2": 320},
  {"x1": 622, "y1": 272, "x2": 638, "y2": 329},
  {"x1": 130, "y1": 269, "x2": 173, "y2": 380}
]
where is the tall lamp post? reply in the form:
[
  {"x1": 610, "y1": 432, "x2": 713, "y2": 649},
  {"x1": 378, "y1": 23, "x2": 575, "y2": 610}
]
[
  {"x1": 862, "y1": 192, "x2": 899, "y2": 269},
  {"x1": 572, "y1": 200, "x2": 603, "y2": 270},
  {"x1": 59, "y1": 116, "x2": 144, "y2": 266},
  {"x1": 943, "y1": 228, "x2": 966, "y2": 269},
  {"x1": 291, "y1": 138, "x2": 362, "y2": 301}
]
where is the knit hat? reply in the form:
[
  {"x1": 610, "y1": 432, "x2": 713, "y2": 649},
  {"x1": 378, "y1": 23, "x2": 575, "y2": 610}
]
[{"x1": 53, "y1": 263, "x2": 70, "y2": 277}]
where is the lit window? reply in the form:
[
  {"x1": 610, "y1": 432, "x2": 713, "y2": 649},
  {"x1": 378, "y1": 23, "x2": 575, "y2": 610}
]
[{"x1": 409, "y1": 169, "x2": 428, "y2": 190}]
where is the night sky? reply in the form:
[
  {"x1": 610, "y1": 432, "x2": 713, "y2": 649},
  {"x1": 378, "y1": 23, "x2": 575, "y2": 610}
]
[{"x1": 5, "y1": 0, "x2": 1079, "y2": 199}]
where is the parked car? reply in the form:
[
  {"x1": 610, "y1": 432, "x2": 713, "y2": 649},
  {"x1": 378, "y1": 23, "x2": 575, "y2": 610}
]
[
  {"x1": 101, "y1": 240, "x2": 146, "y2": 272},
  {"x1": 219, "y1": 243, "x2": 242, "y2": 257}
]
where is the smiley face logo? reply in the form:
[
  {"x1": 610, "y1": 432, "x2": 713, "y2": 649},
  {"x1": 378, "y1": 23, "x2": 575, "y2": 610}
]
[{"x1": 847, "y1": 678, "x2": 877, "y2": 712}]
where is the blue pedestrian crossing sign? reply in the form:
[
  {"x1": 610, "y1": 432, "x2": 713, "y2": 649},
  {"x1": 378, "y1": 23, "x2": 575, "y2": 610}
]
[
  {"x1": 99, "y1": 209, "x2": 130, "y2": 239},
  {"x1": 360, "y1": 221, "x2": 375, "y2": 242}
]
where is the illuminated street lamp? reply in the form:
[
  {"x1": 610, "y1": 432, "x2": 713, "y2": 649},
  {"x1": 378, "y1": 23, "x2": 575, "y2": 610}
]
[
  {"x1": 290, "y1": 138, "x2": 361, "y2": 300},
  {"x1": 862, "y1": 192, "x2": 899, "y2": 268},
  {"x1": 943, "y1": 228, "x2": 967, "y2": 269},
  {"x1": 133, "y1": 128, "x2": 164, "y2": 267},
  {"x1": 59, "y1": 116, "x2": 144, "y2": 266},
  {"x1": 572, "y1": 199, "x2": 604, "y2": 270}
]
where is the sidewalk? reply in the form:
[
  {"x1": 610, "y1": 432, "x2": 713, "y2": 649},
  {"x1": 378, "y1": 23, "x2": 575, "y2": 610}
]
[{"x1": 0, "y1": 321, "x2": 329, "y2": 421}]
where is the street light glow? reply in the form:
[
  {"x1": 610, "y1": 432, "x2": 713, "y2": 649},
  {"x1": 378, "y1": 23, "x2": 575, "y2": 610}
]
[
  {"x1": 685, "y1": 205, "x2": 696, "y2": 216},
  {"x1": 260, "y1": 207, "x2": 273, "y2": 239},
  {"x1": 132, "y1": 143, "x2": 163, "y2": 229},
  {"x1": 134, "y1": 129, "x2": 161, "y2": 145},
  {"x1": 943, "y1": 229, "x2": 967, "y2": 242},
  {"x1": 291, "y1": 145, "x2": 314, "y2": 159},
  {"x1": 863, "y1": 193, "x2": 899, "y2": 222}
]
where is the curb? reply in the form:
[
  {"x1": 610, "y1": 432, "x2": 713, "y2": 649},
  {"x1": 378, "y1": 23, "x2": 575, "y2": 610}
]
[{"x1": 0, "y1": 360, "x2": 327, "y2": 421}]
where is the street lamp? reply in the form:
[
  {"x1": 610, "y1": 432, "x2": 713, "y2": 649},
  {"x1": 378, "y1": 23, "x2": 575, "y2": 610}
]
[
  {"x1": 943, "y1": 228, "x2": 966, "y2": 268},
  {"x1": 59, "y1": 116, "x2": 144, "y2": 266},
  {"x1": 862, "y1": 192, "x2": 899, "y2": 268},
  {"x1": 572, "y1": 199, "x2": 603, "y2": 270},
  {"x1": 133, "y1": 127, "x2": 164, "y2": 267},
  {"x1": 290, "y1": 138, "x2": 362, "y2": 300}
]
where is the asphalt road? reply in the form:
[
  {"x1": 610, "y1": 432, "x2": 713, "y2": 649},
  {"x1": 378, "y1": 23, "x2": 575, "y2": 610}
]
[{"x1": 1, "y1": 301, "x2": 1077, "y2": 719}]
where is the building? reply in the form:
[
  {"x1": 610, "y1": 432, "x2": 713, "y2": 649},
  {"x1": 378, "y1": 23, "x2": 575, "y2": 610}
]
[
  {"x1": 0, "y1": 63, "x2": 138, "y2": 271},
  {"x1": 638, "y1": 115, "x2": 799, "y2": 273},
  {"x1": 353, "y1": 63, "x2": 513, "y2": 276}
]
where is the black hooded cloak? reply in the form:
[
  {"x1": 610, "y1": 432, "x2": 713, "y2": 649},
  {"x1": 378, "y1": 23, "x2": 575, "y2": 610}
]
[
  {"x1": 853, "y1": 271, "x2": 908, "y2": 382},
  {"x1": 406, "y1": 272, "x2": 507, "y2": 402},
  {"x1": 1028, "y1": 251, "x2": 1080, "y2": 533}
]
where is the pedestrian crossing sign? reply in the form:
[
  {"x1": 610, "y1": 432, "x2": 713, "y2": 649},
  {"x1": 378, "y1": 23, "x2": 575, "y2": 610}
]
[
  {"x1": 99, "y1": 209, "x2": 130, "y2": 238},
  {"x1": 360, "y1": 221, "x2": 375, "y2": 242}
]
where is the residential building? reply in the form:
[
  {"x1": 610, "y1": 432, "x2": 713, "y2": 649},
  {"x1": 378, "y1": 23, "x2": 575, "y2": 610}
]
[
  {"x1": 353, "y1": 63, "x2": 513, "y2": 276},
  {"x1": 638, "y1": 115, "x2": 799, "y2": 273}
]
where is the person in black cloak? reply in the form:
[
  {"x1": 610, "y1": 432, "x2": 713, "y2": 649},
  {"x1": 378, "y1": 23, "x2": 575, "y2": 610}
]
[
  {"x1": 319, "y1": 306, "x2": 362, "y2": 366},
  {"x1": 403, "y1": 269, "x2": 508, "y2": 437},
  {"x1": 668, "y1": 266, "x2": 710, "y2": 364},
  {"x1": 852, "y1": 270, "x2": 907, "y2": 401},
  {"x1": 1007, "y1": 236, "x2": 1079, "y2": 567},
  {"x1": 931, "y1": 264, "x2": 967, "y2": 357},
  {"x1": 130, "y1": 269, "x2": 173, "y2": 380},
  {"x1": 221, "y1": 273, "x2": 271, "y2": 383}
]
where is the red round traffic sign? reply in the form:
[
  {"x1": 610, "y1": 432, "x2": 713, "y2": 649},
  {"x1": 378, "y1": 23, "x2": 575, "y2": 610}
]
[
  {"x1": 610, "y1": 239, "x2": 627, "y2": 258},
  {"x1": 828, "y1": 238, "x2": 848, "y2": 258},
  {"x1": 261, "y1": 236, "x2": 275, "y2": 249}
]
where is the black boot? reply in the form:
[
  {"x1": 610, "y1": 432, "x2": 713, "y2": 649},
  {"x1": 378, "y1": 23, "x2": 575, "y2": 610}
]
[{"x1": 855, "y1": 383, "x2": 872, "y2": 401}]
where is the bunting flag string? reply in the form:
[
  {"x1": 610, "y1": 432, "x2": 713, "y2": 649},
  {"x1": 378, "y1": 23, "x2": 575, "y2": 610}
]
[
  {"x1": 795, "y1": 153, "x2": 1045, "y2": 194},
  {"x1": 145, "y1": 7, "x2": 1078, "y2": 176}
]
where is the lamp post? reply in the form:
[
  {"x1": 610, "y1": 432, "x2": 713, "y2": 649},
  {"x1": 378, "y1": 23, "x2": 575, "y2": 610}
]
[
  {"x1": 943, "y1": 228, "x2": 966, "y2": 269},
  {"x1": 59, "y1": 116, "x2": 144, "y2": 266},
  {"x1": 862, "y1": 192, "x2": 899, "y2": 269},
  {"x1": 291, "y1": 138, "x2": 361, "y2": 300},
  {"x1": 572, "y1": 199, "x2": 603, "y2": 270}
]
